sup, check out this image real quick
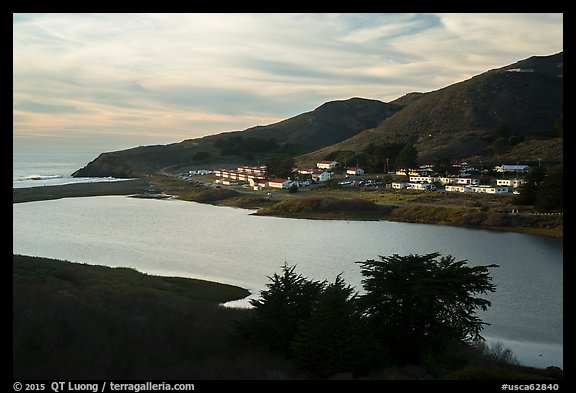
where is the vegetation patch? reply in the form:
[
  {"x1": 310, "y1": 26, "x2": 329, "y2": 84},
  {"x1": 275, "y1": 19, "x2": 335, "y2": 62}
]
[
  {"x1": 190, "y1": 188, "x2": 240, "y2": 203},
  {"x1": 12, "y1": 255, "x2": 303, "y2": 380},
  {"x1": 233, "y1": 256, "x2": 561, "y2": 379},
  {"x1": 390, "y1": 205, "x2": 459, "y2": 224},
  {"x1": 14, "y1": 254, "x2": 562, "y2": 380},
  {"x1": 254, "y1": 196, "x2": 393, "y2": 220},
  {"x1": 387, "y1": 204, "x2": 562, "y2": 236}
]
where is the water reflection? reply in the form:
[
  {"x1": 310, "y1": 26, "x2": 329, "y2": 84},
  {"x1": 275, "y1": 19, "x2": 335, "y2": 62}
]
[{"x1": 13, "y1": 196, "x2": 562, "y2": 367}]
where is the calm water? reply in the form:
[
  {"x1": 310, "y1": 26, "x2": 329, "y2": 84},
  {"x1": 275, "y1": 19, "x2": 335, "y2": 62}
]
[{"x1": 12, "y1": 196, "x2": 563, "y2": 368}]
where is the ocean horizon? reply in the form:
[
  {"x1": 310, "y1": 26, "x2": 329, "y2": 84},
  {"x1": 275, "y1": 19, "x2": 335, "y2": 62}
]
[{"x1": 13, "y1": 148, "x2": 130, "y2": 188}]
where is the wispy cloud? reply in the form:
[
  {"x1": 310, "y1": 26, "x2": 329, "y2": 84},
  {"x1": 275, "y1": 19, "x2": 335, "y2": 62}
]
[
  {"x1": 13, "y1": 13, "x2": 563, "y2": 150},
  {"x1": 14, "y1": 100, "x2": 91, "y2": 114}
]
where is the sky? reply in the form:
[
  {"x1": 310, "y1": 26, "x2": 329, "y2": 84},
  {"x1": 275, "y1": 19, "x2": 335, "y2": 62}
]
[{"x1": 13, "y1": 13, "x2": 563, "y2": 152}]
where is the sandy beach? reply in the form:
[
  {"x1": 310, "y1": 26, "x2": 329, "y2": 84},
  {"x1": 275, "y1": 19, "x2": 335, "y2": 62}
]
[{"x1": 13, "y1": 178, "x2": 151, "y2": 204}]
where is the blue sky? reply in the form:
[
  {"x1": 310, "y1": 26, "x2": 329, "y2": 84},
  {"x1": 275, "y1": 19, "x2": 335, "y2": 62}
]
[{"x1": 13, "y1": 13, "x2": 563, "y2": 151}]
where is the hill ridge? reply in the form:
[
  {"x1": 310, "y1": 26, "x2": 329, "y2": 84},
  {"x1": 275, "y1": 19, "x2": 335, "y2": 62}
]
[
  {"x1": 74, "y1": 52, "x2": 562, "y2": 178},
  {"x1": 297, "y1": 52, "x2": 563, "y2": 165}
]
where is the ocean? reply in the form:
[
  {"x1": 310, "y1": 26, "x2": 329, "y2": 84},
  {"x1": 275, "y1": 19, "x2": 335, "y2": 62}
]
[{"x1": 13, "y1": 149, "x2": 130, "y2": 188}]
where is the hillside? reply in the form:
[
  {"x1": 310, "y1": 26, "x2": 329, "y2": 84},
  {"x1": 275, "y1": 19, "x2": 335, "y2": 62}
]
[
  {"x1": 73, "y1": 52, "x2": 563, "y2": 178},
  {"x1": 12, "y1": 254, "x2": 286, "y2": 379},
  {"x1": 298, "y1": 52, "x2": 563, "y2": 166},
  {"x1": 229, "y1": 97, "x2": 402, "y2": 151},
  {"x1": 73, "y1": 98, "x2": 401, "y2": 178}
]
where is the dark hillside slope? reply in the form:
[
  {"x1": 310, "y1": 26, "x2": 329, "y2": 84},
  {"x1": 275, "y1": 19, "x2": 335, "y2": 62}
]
[
  {"x1": 227, "y1": 97, "x2": 402, "y2": 151},
  {"x1": 299, "y1": 52, "x2": 563, "y2": 164},
  {"x1": 73, "y1": 98, "x2": 401, "y2": 178}
]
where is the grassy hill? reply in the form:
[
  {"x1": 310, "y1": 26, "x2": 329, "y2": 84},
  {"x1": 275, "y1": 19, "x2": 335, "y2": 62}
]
[
  {"x1": 73, "y1": 98, "x2": 400, "y2": 178},
  {"x1": 298, "y1": 52, "x2": 563, "y2": 165},
  {"x1": 73, "y1": 52, "x2": 562, "y2": 177}
]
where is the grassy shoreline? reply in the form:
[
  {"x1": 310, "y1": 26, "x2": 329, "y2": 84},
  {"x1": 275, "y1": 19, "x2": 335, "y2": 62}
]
[
  {"x1": 12, "y1": 254, "x2": 277, "y2": 380},
  {"x1": 13, "y1": 254, "x2": 563, "y2": 380},
  {"x1": 12, "y1": 175, "x2": 562, "y2": 238}
]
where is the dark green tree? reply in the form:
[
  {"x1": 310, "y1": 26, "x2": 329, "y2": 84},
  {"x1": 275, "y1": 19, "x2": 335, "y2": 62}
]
[
  {"x1": 535, "y1": 167, "x2": 563, "y2": 212},
  {"x1": 291, "y1": 275, "x2": 384, "y2": 378},
  {"x1": 235, "y1": 263, "x2": 326, "y2": 354},
  {"x1": 433, "y1": 157, "x2": 458, "y2": 176},
  {"x1": 362, "y1": 142, "x2": 406, "y2": 172},
  {"x1": 515, "y1": 167, "x2": 546, "y2": 206},
  {"x1": 394, "y1": 144, "x2": 418, "y2": 169},
  {"x1": 357, "y1": 252, "x2": 497, "y2": 364},
  {"x1": 265, "y1": 156, "x2": 295, "y2": 179}
]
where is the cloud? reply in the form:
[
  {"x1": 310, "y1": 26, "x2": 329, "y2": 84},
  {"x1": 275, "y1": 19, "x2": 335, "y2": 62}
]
[
  {"x1": 14, "y1": 100, "x2": 91, "y2": 114},
  {"x1": 339, "y1": 13, "x2": 440, "y2": 44},
  {"x1": 13, "y1": 13, "x2": 563, "y2": 150}
]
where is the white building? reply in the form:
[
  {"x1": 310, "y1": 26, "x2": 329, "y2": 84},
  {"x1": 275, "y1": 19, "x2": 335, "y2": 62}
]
[
  {"x1": 507, "y1": 68, "x2": 534, "y2": 73},
  {"x1": 445, "y1": 185, "x2": 471, "y2": 193},
  {"x1": 409, "y1": 175, "x2": 438, "y2": 184},
  {"x1": 496, "y1": 179, "x2": 525, "y2": 188},
  {"x1": 438, "y1": 177, "x2": 453, "y2": 185},
  {"x1": 317, "y1": 160, "x2": 338, "y2": 169},
  {"x1": 494, "y1": 164, "x2": 531, "y2": 174},
  {"x1": 469, "y1": 185, "x2": 509, "y2": 194},
  {"x1": 346, "y1": 167, "x2": 365, "y2": 176},
  {"x1": 407, "y1": 182, "x2": 435, "y2": 191},
  {"x1": 249, "y1": 177, "x2": 268, "y2": 188},
  {"x1": 392, "y1": 182, "x2": 407, "y2": 189},
  {"x1": 298, "y1": 168, "x2": 314, "y2": 175},
  {"x1": 312, "y1": 170, "x2": 331, "y2": 183},
  {"x1": 237, "y1": 165, "x2": 266, "y2": 174},
  {"x1": 453, "y1": 177, "x2": 481, "y2": 185},
  {"x1": 268, "y1": 178, "x2": 292, "y2": 189}
]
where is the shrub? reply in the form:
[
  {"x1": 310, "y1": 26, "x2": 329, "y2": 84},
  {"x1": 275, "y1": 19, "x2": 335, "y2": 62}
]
[
  {"x1": 357, "y1": 253, "x2": 498, "y2": 364},
  {"x1": 235, "y1": 264, "x2": 326, "y2": 354},
  {"x1": 291, "y1": 275, "x2": 385, "y2": 378}
]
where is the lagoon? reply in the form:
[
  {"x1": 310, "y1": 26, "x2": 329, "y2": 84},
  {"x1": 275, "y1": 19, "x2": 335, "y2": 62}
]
[{"x1": 12, "y1": 196, "x2": 563, "y2": 368}]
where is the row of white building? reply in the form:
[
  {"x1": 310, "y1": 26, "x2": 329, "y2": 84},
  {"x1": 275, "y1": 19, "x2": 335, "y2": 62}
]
[
  {"x1": 392, "y1": 182, "x2": 512, "y2": 194},
  {"x1": 214, "y1": 164, "x2": 335, "y2": 190},
  {"x1": 213, "y1": 165, "x2": 285, "y2": 190},
  {"x1": 214, "y1": 160, "x2": 350, "y2": 190},
  {"x1": 392, "y1": 176, "x2": 525, "y2": 195},
  {"x1": 404, "y1": 175, "x2": 525, "y2": 187},
  {"x1": 391, "y1": 163, "x2": 530, "y2": 195},
  {"x1": 396, "y1": 163, "x2": 531, "y2": 176}
]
